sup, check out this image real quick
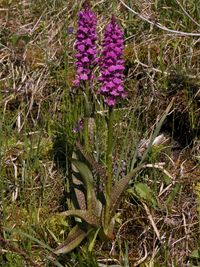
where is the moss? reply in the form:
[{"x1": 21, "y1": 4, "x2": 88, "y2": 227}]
[
  {"x1": 25, "y1": 44, "x2": 45, "y2": 69},
  {"x1": 44, "y1": 213, "x2": 70, "y2": 241},
  {"x1": 124, "y1": 42, "x2": 160, "y2": 66}
]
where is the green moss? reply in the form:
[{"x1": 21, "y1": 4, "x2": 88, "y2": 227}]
[{"x1": 124, "y1": 42, "x2": 160, "y2": 66}]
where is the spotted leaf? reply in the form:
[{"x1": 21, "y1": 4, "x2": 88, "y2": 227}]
[
  {"x1": 54, "y1": 225, "x2": 87, "y2": 254},
  {"x1": 60, "y1": 209, "x2": 101, "y2": 226}
]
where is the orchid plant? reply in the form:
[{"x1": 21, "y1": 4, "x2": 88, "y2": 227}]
[{"x1": 54, "y1": 1, "x2": 172, "y2": 255}]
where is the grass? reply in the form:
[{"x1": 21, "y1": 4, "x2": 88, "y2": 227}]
[{"x1": 0, "y1": 0, "x2": 199, "y2": 266}]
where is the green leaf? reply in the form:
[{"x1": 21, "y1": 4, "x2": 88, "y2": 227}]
[
  {"x1": 72, "y1": 159, "x2": 101, "y2": 212},
  {"x1": 140, "y1": 99, "x2": 174, "y2": 163},
  {"x1": 11, "y1": 34, "x2": 20, "y2": 46},
  {"x1": 71, "y1": 152, "x2": 87, "y2": 210},
  {"x1": 88, "y1": 228, "x2": 100, "y2": 252},
  {"x1": 92, "y1": 192, "x2": 102, "y2": 217},
  {"x1": 72, "y1": 159, "x2": 94, "y2": 186},
  {"x1": 60, "y1": 210, "x2": 101, "y2": 226},
  {"x1": 134, "y1": 182, "x2": 157, "y2": 206},
  {"x1": 109, "y1": 164, "x2": 145, "y2": 218},
  {"x1": 72, "y1": 174, "x2": 87, "y2": 210},
  {"x1": 190, "y1": 249, "x2": 200, "y2": 259},
  {"x1": 72, "y1": 159, "x2": 94, "y2": 210},
  {"x1": 54, "y1": 225, "x2": 87, "y2": 254},
  {"x1": 83, "y1": 91, "x2": 90, "y2": 117},
  {"x1": 165, "y1": 184, "x2": 181, "y2": 206},
  {"x1": 75, "y1": 141, "x2": 108, "y2": 182}
]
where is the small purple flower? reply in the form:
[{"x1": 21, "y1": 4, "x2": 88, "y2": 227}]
[
  {"x1": 73, "y1": 1, "x2": 98, "y2": 87},
  {"x1": 67, "y1": 27, "x2": 74, "y2": 35},
  {"x1": 98, "y1": 16, "x2": 126, "y2": 106},
  {"x1": 73, "y1": 118, "x2": 84, "y2": 133}
]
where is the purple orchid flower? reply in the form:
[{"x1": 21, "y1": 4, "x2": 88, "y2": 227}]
[
  {"x1": 99, "y1": 16, "x2": 126, "y2": 106},
  {"x1": 73, "y1": 1, "x2": 98, "y2": 87}
]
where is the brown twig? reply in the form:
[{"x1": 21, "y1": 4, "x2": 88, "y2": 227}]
[{"x1": 120, "y1": 0, "x2": 200, "y2": 37}]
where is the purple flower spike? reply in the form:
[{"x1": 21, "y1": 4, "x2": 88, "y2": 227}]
[
  {"x1": 99, "y1": 16, "x2": 126, "y2": 106},
  {"x1": 73, "y1": 1, "x2": 97, "y2": 86}
]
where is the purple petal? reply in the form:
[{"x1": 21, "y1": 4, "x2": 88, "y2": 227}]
[
  {"x1": 102, "y1": 70, "x2": 110, "y2": 76},
  {"x1": 77, "y1": 33, "x2": 85, "y2": 39},
  {"x1": 79, "y1": 26, "x2": 88, "y2": 34},
  {"x1": 82, "y1": 57, "x2": 89, "y2": 63},
  {"x1": 75, "y1": 53, "x2": 82, "y2": 58},
  {"x1": 111, "y1": 90, "x2": 119, "y2": 96},
  {"x1": 113, "y1": 78, "x2": 121, "y2": 84},
  {"x1": 78, "y1": 44, "x2": 85, "y2": 52},
  {"x1": 87, "y1": 48, "x2": 95, "y2": 55},
  {"x1": 115, "y1": 65, "x2": 125, "y2": 70},
  {"x1": 106, "y1": 51, "x2": 117, "y2": 59},
  {"x1": 77, "y1": 67, "x2": 84, "y2": 74},
  {"x1": 73, "y1": 79, "x2": 80, "y2": 87},
  {"x1": 85, "y1": 38, "x2": 92, "y2": 46},
  {"x1": 117, "y1": 85, "x2": 124, "y2": 92},
  {"x1": 106, "y1": 97, "x2": 116, "y2": 106},
  {"x1": 100, "y1": 86, "x2": 109, "y2": 92},
  {"x1": 107, "y1": 81, "x2": 115, "y2": 88},
  {"x1": 108, "y1": 65, "x2": 116, "y2": 72},
  {"x1": 80, "y1": 73, "x2": 88, "y2": 80}
]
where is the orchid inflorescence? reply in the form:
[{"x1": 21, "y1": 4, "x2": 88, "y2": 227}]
[
  {"x1": 73, "y1": 1, "x2": 126, "y2": 106},
  {"x1": 99, "y1": 16, "x2": 126, "y2": 106},
  {"x1": 73, "y1": 1, "x2": 98, "y2": 87}
]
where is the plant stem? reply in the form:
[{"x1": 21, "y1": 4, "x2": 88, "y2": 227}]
[
  {"x1": 84, "y1": 83, "x2": 90, "y2": 152},
  {"x1": 107, "y1": 106, "x2": 113, "y2": 196},
  {"x1": 104, "y1": 106, "x2": 113, "y2": 233},
  {"x1": 84, "y1": 116, "x2": 89, "y2": 151}
]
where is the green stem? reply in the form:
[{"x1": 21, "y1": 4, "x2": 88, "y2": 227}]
[
  {"x1": 83, "y1": 83, "x2": 90, "y2": 152},
  {"x1": 84, "y1": 116, "x2": 89, "y2": 152},
  {"x1": 104, "y1": 106, "x2": 114, "y2": 233},
  {"x1": 107, "y1": 107, "x2": 113, "y2": 196}
]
